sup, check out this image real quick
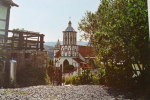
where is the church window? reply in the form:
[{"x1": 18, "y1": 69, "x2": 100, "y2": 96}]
[{"x1": 65, "y1": 49, "x2": 67, "y2": 52}]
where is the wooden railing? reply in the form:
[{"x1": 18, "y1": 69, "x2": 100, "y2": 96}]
[{"x1": 0, "y1": 29, "x2": 45, "y2": 51}]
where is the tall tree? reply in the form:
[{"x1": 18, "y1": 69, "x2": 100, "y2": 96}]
[{"x1": 79, "y1": 0, "x2": 149, "y2": 90}]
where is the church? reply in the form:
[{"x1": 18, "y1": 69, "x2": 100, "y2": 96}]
[{"x1": 54, "y1": 21, "x2": 95, "y2": 74}]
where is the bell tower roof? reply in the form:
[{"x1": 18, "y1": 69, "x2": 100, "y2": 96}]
[
  {"x1": 65, "y1": 21, "x2": 75, "y2": 32},
  {"x1": 56, "y1": 39, "x2": 60, "y2": 45},
  {"x1": 55, "y1": 39, "x2": 61, "y2": 48}
]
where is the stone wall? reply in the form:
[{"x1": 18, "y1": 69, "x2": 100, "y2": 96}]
[{"x1": 5, "y1": 50, "x2": 49, "y2": 70}]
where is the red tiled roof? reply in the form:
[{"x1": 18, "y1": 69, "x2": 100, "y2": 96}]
[
  {"x1": 73, "y1": 58, "x2": 83, "y2": 64},
  {"x1": 80, "y1": 63, "x2": 89, "y2": 68},
  {"x1": 55, "y1": 51, "x2": 61, "y2": 58},
  {"x1": 78, "y1": 46, "x2": 96, "y2": 57}
]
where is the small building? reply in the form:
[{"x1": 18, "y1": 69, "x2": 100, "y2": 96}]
[
  {"x1": 5, "y1": 29, "x2": 48, "y2": 69},
  {"x1": 0, "y1": 0, "x2": 18, "y2": 48},
  {"x1": 0, "y1": 1, "x2": 49, "y2": 87},
  {"x1": 54, "y1": 21, "x2": 96, "y2": 75}
]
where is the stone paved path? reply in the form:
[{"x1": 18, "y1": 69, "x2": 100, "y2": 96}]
[{"x1": 0, "y1": 85, "x2": 133, "y2": 100}]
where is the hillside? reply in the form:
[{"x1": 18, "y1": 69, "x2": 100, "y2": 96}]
[{"x1": 44, "y1": 41, "x2": 88, "y2": 47}]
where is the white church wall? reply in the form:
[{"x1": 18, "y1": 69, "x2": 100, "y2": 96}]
[
  {"x1": 61, "y1": 45, "x2": 78, "y2": 57},
  {"x1": 54, "y1": 57, "x2": 60, "y2": 67},
  {"x1": 59, "y1": 57, "x2": 78, "y2": 67},
  {"x1": 54, "y1": 56, "x2": 80, "y2": 70}
]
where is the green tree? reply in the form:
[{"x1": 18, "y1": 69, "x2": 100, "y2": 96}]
[
  {"x1": 88, "y1": 59, "x2": 96, "y2": 68},
  {"x1": 63, "y1": 60, "x2": 75, "y2": 73},
  {"x1": 79, "y1": 0, "x2": 149, "y2": 92}
]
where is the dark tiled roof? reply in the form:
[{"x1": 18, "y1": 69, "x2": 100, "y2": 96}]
[
  {"x1": 2, "y1": 0, "x2": 19, "y2": 7},
  {"x1": 65, "y1": 26, "x2": 75, "y2": 31},
  {"x1": 64, "y1": 21, "x2": 76, "y2": 32}
]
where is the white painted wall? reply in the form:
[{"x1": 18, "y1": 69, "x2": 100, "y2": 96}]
[{"x1": 0, "y1": 5, "x2": 8, "y2": 35}]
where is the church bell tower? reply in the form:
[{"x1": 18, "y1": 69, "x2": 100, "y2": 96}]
[
  {"x1": 61, "y1": 21, "x2": 78, "y2": 57},
  {"x1": 63, "y1": 21, "x2": 77, "y2": 45}
]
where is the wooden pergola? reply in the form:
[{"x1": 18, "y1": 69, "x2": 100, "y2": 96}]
[{"x1": 4, "y1": 29, "x2": 45, "y2": 51}]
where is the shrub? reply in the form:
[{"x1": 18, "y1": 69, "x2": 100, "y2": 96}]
[
  {"x1": 65, "y1": 75, "x2": 74, "y2": 85},
  {"x1": 97, "y1": 68, "x2": 106, "y2": 84},
  {"x1": 79, "y1": 69, "x2": 93, "y2": 84},
  {"x1": 92, "y1": 75, "x2": 100, "y2": 85},
  {"x1": 64, "y1": 69, "x2": 100, "y2": 85},
  {"x1": 72, "y1": 76, "x2": 80, "y2": 85},
  {"x1": 64, "y1": 64, "x2": 74, "y2": 73}
]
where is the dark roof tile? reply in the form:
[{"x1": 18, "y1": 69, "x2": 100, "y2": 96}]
[{"x1": 64, "y1": 21, "x2": 76, "y2": 32}]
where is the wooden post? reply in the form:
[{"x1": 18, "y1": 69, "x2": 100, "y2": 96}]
[
  {"x1": 37, "y1": 36, "x2": 39, "y2": 50},
  {"x1": 40, "y1": 35, "x2": 44, "y2": 51},
  {"x1": 18, "y1": 33, "x2": 23, "y2": 50}
]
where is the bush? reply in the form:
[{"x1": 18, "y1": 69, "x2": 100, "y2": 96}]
[
  {"x1": 104, "y1": 64, "x2": 133, "y2": 89},
  {"x1": 97, "y1": 68, "x2": 106, "y2": 84},
  {"x1": 64, "y1": 69, "x2": 100, "y2": 85},
  {"x1": 65, "y1": 75, "x2": 74, "y2": 85},
  {"x1": 79, "y1": 69, "x2": 93, "y2": 84},
  {"x1": 64, "y1": 65, "x2": 74, "y2": 73},
  {"x1": 72, "y1": 76, "x2": 80, "y2": 85},
  {"x1": 92, "y1": 75, "x2": 100, "y2": 85}
]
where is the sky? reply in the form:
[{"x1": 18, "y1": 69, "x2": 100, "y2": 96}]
[{"x1": 9, "y1": 0, "x2": 100, "y2": 42}]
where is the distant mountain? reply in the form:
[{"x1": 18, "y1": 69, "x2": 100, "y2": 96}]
[
  {"x1": 77, "y1": 41, "x2": 88, "y2": 46},
  {"x1": 44, "y1": 41, "x2": 88, "y2": 47}
]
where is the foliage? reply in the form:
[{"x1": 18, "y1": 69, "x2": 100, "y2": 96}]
[
  {"x1": 65, "y1": 69, "x2": 100, "y2": 85},
  {"x1": 78, "y1": 0, "x2": 149, "y2": 95},
  {"x1": 63, "y1": 60, "x2": 75, "y2": 73},
  {"x1": 79, "y1": 69, "x2": 93, "y2": 84},
  {"x1": 47, "y1": 64, "x2": 54, "y2": 83},
  {"x1": 17, "y1": 67, "x2": 50, "y2": 87},
  {"x1": 65, "y1": 75, "x2": 75, "y2": 85},
  {"x1": 97, "y1": 68, "x2": 106, "y2": 84},
  {"x1": 88, "y1": 59, "x2": 96, "y2": 68},
  {"x1": 48, "y1": 58, "x2": 54, "y2": 66},
  {"x1": 67, "y1": 65, "x2": 74, "y2": 72}
]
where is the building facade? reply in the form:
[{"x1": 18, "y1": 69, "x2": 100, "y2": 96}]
[
  {"x1": 0, "y1": 0, "x2": 18, "y2": 48},
  {"x1": 54, "y1": 21, "x2": 95, "y2": 74}
]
